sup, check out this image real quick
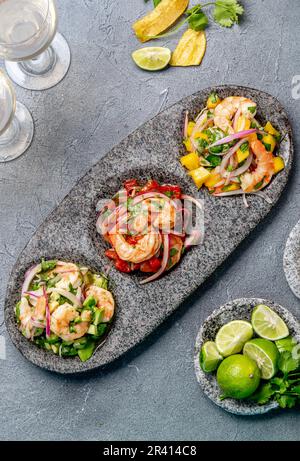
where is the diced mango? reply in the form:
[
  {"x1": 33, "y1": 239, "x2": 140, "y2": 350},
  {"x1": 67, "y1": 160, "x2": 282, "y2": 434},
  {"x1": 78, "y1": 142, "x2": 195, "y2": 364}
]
[
  {"x1": 180, "y1": 152, "x2": 199, "y2": 171},
  {"x1": 248, "y1": 133, "x2": 257, "y2": 143},
  {"x1": 204, "y1": 169, "x2": 222, "y2": 188},
  {"x1": 183, "y1": 138, "x2": 193, "y2": 152},
  {"x1": 236, "y1": 116, "x2": 251, "y2": 132},
  {"x1": 273, "y1": 156, "x2": 285, "y2": 174},
  {"x1": 222, "y1": 183, "x2": 240, "y2": 192},
  {"x1": 207, "y1": 93, "x2": 221, "y2": 109},
  {"x1": 264, "y1": 121, "x2": 280, "y2": 139},
  {"x1": 236, "y1": 146, "x2": 250, "y2": 164},
  {"x1": 187, "y1": 121, "x2": 195, "y2": 137},
  {"x1": 188, "y1": 167, "x2": 211, "y2": 189},
  {"x1": 194, "y1": 131, "x2": 209, "y2": 141},
  {"x1": 262, "y1": 134, "x2": 276, "y2": 152}
]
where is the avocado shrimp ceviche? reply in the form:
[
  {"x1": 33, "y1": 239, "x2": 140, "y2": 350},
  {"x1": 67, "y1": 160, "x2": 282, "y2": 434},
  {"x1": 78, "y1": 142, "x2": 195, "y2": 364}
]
[
  {"x1": 180, "y1": 92, "x2": 285, "y2": 207},
  {"x1": 15, "y1": 260, "x2": 115, "y2": 362}
]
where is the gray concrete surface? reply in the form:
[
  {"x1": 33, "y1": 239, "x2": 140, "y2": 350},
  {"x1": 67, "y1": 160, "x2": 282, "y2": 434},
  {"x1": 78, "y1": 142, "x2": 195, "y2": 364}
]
[{"x1": 0, "y1": 0, "x2": 300, "y2": 441}]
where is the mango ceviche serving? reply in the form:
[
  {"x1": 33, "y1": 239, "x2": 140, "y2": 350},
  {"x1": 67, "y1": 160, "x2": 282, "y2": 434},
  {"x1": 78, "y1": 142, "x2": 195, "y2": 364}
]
[
  {"x1": 200, "y1": 305, "x2": 300, "y2": 409},
  {"x1": 180, "y1": 92, "x2": 285, "y2": 206},
  {"x1": 15, "y1": 260, "x2": 115, "y2": 362}
]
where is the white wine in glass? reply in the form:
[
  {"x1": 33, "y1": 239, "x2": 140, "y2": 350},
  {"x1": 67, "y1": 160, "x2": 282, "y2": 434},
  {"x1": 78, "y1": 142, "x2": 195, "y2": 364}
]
[
  {"x1": 0, "y1": 70, "x2": 34, "y2": 162},
  {"x1": 0, "y1": 0, "x2": 71, "y2": 91}
]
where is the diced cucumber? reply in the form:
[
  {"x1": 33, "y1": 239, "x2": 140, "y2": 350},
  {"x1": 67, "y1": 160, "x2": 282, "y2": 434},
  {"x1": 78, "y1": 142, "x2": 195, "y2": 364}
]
[
  {"x1": 92, "y1": 275, "x2": 108, "y2": 290},
  {"x1": 46, "y1": 334, "x2": 60, "y2": 344},
  {"x1": 51, "y1": 344, "x2": 59, "y2": 354},
  {"x1": 83, "y1": 295, "x2": 96, "y2": 309},
  {"x1": 73, "y1": 337, "x2": 89, "y2": 350},
  {"x1": 93, "y1": 308, "x2": 104, "y2": 326}
]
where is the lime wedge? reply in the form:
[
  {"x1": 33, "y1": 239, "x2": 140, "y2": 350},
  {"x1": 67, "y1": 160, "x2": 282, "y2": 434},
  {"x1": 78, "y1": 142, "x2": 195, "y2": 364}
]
[
  {"x1": 132, "y1": 47, "x2": 171, "y2": 71},
  {"x1": 251, "y1": 305, "x2": 289, "y2": 340},
  {"x1": 215, "y1": 320, "x2": 253, "y2": 357},
  {"x1": 200, "y1": 341, "x2": 223, "y2": 372},
  {"x1": 243, "y1": 338, "x2": 279, "y2": 379}
]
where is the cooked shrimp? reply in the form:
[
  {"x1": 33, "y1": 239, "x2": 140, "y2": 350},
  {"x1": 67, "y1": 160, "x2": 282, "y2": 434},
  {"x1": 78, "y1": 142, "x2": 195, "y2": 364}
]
[
  {"x1": 109, "y1": 232, "x2": 162, "y2": 264},
  {"x1": 32, "y1": 296, "x2": 46, "y2": 323},
  {"x1": 240, "y1": 139, "x2": 275, "y2": 193},
  {"x1": 50, "y1": 303, "x2": 91, "y2": 341},
  {"x1": 146, "y1": 198, "x2": 176, "y2": 232},
  {"x1": 18, "y1": 297, "x2": 34, "y2": 339},
  {"x1": 85, "y1": 285, "x2": 115, "y2": 322},
  {"x1": 214, "y1": 96, "x2": 256, "y2": 134},
  {"x1": 168, "y1": 235, "x2": 183, "y2": 270},
  {"x1": 53, "y1": 262, "x2": 82, "y2": 290}
]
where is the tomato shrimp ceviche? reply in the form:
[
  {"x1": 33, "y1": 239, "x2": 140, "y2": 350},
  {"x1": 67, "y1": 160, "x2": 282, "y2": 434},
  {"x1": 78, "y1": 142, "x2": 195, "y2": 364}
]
[
  {"x1": 15, "y1": 259, "x2": 115, "y2": 362},
  {"x1": 96, "y1": 179, "x2": 203, "y2": 284},
  {"x1": 180, "y1": 92, "x2": 285, "y2": 207}
]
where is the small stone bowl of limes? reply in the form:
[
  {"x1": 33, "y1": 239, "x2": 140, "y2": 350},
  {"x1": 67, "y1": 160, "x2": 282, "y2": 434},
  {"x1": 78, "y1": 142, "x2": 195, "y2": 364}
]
[{"x1": 194, "y1": 298, "x2": 300, "y2": 415}]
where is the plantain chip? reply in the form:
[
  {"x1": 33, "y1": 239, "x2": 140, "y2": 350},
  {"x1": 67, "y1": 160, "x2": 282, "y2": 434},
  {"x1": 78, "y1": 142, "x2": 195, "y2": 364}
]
[
  {"x1": 133, "y1": 0, "x2": 189, "y2": 43},
  {"x1": 170, "y1": 29, "x2": 207, "y2": 66}
]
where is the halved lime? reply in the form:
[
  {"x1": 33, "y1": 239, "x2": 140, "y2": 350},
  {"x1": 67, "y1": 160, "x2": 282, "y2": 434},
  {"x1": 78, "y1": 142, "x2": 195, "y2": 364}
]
[
  {"x1": 243, "y1": 338, "x2": 279, "y2": 379},
  {"x1": 217, "y1": 354, "x2": 261, "y2": 399},
  {"x1": 251, "y1": 305, "x2": 289, "y2": 340},
  {"x1": 132, "y1": 47, "x2": 171, "y2": 71},
  {"x1": 200, "y1": 341, "x2": 223, "y2": 372},
  {"x1": 215, "y1": 320, "x2": 253, "y2": 357}
]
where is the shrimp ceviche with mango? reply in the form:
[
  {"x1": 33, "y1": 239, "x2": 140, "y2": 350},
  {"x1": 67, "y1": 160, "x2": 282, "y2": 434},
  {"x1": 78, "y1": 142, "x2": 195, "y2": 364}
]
[
  {"x1": 180, "y1": 92, "x2": 285, "y2": 206},
  {"x1": 15, "y1": 259, "x2": 115, "y2": 362},
  {"x1": 97, "y1": 179, "x2": 202, "y2": 284}
]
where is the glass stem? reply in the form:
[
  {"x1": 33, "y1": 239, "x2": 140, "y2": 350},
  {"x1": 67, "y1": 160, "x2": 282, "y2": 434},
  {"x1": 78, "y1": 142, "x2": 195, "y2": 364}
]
[
  {"x1": 0, "y1": 115, "x2": 20, "y2": 147},
  {"x1": 20, "y1": 45, "x2": 56, "y2": 76}
]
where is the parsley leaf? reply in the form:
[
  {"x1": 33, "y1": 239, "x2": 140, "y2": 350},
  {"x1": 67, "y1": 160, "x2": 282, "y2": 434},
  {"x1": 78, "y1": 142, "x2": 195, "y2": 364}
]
[
  {"x1": 276, "y1": 395, "x2": 297, "y2": 409},
  {"x1": 153, "y1": 0, "x2": 161, "y2": 6},
  {"x1": 250, "y1": 382, "x2": 275, "y2": 405},
  {"x1": 186, "y1": 6, "x2": 209, "y2": 31},
  {"x1": 213, "y1": 0, "x2": 244, "y2": 28}
]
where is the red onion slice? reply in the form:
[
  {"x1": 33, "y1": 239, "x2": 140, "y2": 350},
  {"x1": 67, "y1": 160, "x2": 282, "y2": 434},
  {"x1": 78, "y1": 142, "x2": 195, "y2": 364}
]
[
  {"x1": 228, "y1": 153, "x2": 253, "y2": 178},
  {"x1": 208, "y1": 129, "x2": 257, "y2": 148},
  {"x1": 43, "y1": 286, "x2": 51, "y2": 337},
  {"x1": 140, "y1": 234, "x2": 170, "y2": 285},
  {"x1": 220, "y1": 139, "x2": 246, "y2": 176},
  {"x1": 21, "y1": 264, "x2": 42, "y2": 295},
  {"x1": 47, "y1": 288, "x2": 82, "y2": 307}
]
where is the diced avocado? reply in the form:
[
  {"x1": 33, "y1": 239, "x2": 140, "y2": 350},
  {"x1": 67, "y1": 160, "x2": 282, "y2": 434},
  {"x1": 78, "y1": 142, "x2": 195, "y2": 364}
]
[
  {"x1": 83, "y1": 295, "x2": 97, "y2": 309},
  {"x1": 93, "y1": 308, "x2": 104, "y2": 326},
  {"x1": 78, "y1": 342, "x2": 96, "y2": 362},
  {"x1": 51, "y1": 344, "x2": 59, "y2": 354},
  {"x1": 92, "y1": 275, "x2": 108, "y2": 290},
  {"x1": 88, "y1": 324, "x2": 98, "y2": 336},
  {"x1": 46, "y1": 334, "x2": 60, "y2": 344}
]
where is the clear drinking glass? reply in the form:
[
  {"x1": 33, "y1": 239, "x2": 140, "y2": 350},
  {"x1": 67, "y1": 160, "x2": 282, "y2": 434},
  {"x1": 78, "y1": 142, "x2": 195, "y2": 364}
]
[
  {"x1": 0, "y1": 70, "x2": 34, "y2": 162},
  {"x1": 0, "y1": 0, "x2": 71, "y2": 91}
]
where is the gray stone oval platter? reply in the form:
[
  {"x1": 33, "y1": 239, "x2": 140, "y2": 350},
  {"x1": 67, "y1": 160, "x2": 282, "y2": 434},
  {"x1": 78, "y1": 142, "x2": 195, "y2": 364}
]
[
  {"x1": 194, "y1": 298, "x2": 300, "y2": 416},
  {"x1": 283, "y1": 219, "x2": 300, "y2": 298},
  {"x1": 5, "y1": 86, "x2": 293, "y2": 373}
]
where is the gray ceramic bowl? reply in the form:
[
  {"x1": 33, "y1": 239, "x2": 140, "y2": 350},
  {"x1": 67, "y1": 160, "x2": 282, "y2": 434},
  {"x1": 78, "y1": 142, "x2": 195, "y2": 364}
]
[
  {"x1": 283, "y1": 220, "x2": 300, "y2": 298},
  {"x1": 194, "y1": 298, "x2": 300, "y2": 415}
]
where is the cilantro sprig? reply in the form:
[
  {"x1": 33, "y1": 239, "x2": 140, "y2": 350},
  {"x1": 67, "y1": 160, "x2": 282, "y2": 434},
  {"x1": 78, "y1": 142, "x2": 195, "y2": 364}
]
[
  {"x1": 250, "y1": 345, "x2": 300, "y2": 409},
  {"x1": 145, "y1": 0, "x2": 244, "y2": 39}
]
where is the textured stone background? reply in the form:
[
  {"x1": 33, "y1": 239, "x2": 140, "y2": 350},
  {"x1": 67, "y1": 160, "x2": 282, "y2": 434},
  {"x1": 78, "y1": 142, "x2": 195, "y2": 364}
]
[{"x1": 1, "y1": 0, "x2": 300, "y2": 441}]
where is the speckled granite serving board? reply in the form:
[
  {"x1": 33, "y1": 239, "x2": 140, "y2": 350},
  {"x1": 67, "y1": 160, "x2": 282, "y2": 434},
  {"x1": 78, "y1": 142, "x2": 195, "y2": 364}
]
[
  {"x1": 283, "y1": 219, "x2": 300, "y2": 298},
  {"x1": 194, "y1": 298, "x2": 300, "y2": 416},
  {"x1": 5, "y1": 86, "x2": 293, "y2": 373}
]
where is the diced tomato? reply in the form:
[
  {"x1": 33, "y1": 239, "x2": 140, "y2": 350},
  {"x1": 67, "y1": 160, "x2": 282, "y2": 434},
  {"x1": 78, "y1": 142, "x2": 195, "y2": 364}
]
[
  {"x1": 140, "y1": 257, "x2": 161, "y2": 273},
  {"x1": 124, "y1": 179, "x2": 138, "y2": 192},
  {"x1": 115, "y1": 258, "x2": 132, "y2": 273},
  {"x1": 126, "y1": 235, "x2": 138, "y2": 245},
  {"x1": 138, "y1": 179, "x2": 160, "y2": 194},
  {"x1": 159, "y1": 184, "x2": 182, "y2": 199},
  {"x1": 131, "y1": 263, "x2": 141, "y2": 271},
  {"x1": 105, "y1": 249, "x2": 119, "y2": 260}
]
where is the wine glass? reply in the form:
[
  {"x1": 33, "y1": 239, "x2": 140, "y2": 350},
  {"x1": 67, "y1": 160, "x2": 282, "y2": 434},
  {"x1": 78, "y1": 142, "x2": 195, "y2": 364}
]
[
  {"x1": 0, "y1": 70, "x2": 34, "y2": 162},
  {"x1": 0, "y1": 0, "x2": 71, "y2": 91}
]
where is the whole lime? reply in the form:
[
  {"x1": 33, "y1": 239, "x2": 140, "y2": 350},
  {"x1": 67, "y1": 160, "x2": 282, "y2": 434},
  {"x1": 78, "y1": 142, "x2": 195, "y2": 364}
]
[{"x1": 217, "y1": 354, "x2": 261, "y2": 399}]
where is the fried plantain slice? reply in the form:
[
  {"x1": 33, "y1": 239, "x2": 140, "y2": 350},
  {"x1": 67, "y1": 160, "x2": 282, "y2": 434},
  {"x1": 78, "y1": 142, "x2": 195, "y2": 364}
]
[{"x1": 170, "y1": 29, "x2": 206, "y2": 66}]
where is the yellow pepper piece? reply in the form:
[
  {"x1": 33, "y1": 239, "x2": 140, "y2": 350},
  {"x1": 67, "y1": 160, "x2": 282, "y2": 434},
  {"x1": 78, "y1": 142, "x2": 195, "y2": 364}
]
[
  {"x1": 222, "y1": 183, "x2": 240, "y2": 192},
  {"x1": 262, "y1": 134, "x2": 276, "y2": 152},
  {"x1": 133, "y1": 0, "x2": 189, "y2": 43},
  {"x1": 187, "y1": 121, "x2": 195, "y2": 137},
  {"x1": 273, "y1": 156, "x2": 285, "y2": 174},
  {"x1": 183, "y1": 138, "x2": 193, "y2": 152},
  {"x1": 236, "y1": 145, "x2": 250, "y2": 164},
  {"x1": 207, "y1": 93, "x2": 221, "y2": 109},
  {"x1": 170, "y1": 29, "x2": 206, "y2": 67},
  {"x1": 188, "y1": 167, "x2": 211, "y2": 189},
  {"x1": 180, "y1": 152, "x2": 199, "y2": 171},
  {"x1": 204, "y1": 169, "x2": 222, "y2": 188},
  {"x1": 236, "y1": 116, "x2": 251, "y2": 132},
  {"x1": 264, "y1": 121, "x2": 280, "y2": 139}
]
